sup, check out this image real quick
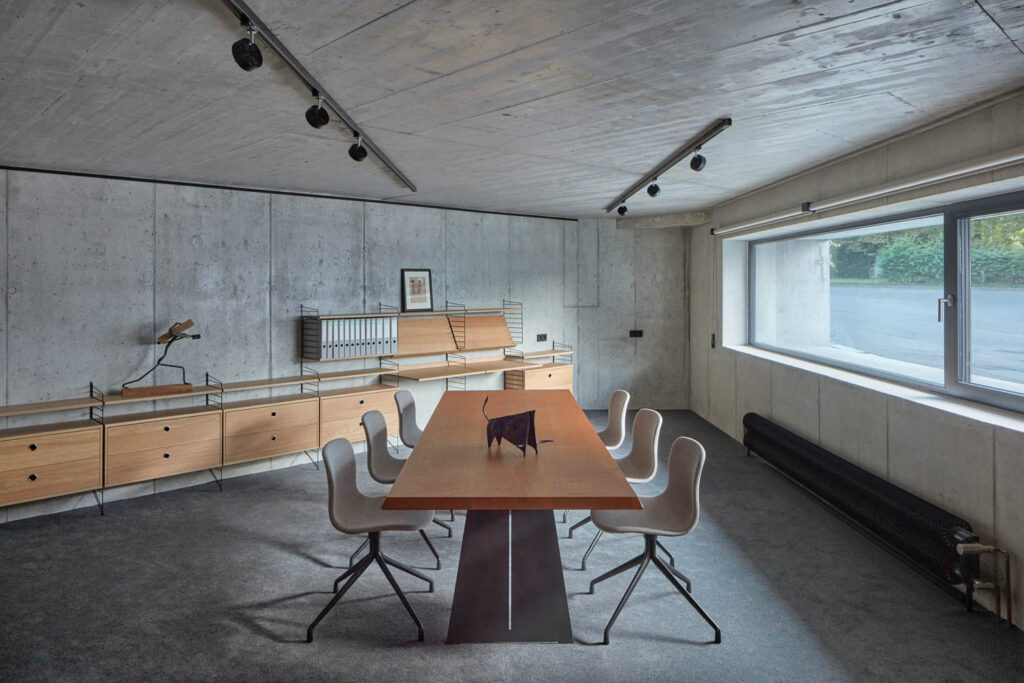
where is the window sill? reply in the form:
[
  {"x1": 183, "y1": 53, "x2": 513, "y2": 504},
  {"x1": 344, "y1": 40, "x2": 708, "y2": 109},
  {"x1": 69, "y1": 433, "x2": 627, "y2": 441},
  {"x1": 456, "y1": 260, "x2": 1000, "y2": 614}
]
[{"x1": 725, "y1": 344, "x2": 1024, "y2": 435}]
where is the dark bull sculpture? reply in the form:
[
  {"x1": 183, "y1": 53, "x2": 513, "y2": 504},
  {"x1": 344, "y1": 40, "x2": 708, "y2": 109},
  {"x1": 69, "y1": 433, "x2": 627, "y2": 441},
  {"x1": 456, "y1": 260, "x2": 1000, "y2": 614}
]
[{"x1": 483, "y1": 396, "x2": 551, "y2": 456}]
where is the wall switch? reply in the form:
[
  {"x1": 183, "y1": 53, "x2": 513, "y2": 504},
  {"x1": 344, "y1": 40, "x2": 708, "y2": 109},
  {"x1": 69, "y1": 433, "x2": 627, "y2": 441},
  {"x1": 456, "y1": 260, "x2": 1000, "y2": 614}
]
[
  {"x1": 536, "y1": 333, "x2": 547, "y2": 342},
  {"x1": 629, "y1": 329, "x2": 643, "y2": 338}
]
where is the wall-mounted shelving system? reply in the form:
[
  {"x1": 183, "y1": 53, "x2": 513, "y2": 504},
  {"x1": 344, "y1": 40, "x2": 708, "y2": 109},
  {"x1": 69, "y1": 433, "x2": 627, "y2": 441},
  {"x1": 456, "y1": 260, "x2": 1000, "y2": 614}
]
[{"x1": 0, "y1": 302, "x2": 573, "y2": 518}]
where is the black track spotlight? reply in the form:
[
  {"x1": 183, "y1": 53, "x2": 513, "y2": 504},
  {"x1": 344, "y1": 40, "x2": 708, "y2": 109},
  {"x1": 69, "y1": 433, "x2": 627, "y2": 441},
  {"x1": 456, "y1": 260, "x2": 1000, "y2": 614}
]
[
  {"x1": 690, "y1": 153, "x2": 707, "y2": 172},
  {"x1": 305, "y1": 92, "x2": 330, "y2": 129},
  {"x1": 232, "y1": 24, "x2": 262, "y2": 71},
  {"x1": 647, "y1": 182, "x2": 660, "y2": 197},
  {"x1": 617, "y1": 205, "x2": 628, "y2": 216},
  {"x1": 348, "y1": 136, "x2": 368, "y2": 162}
]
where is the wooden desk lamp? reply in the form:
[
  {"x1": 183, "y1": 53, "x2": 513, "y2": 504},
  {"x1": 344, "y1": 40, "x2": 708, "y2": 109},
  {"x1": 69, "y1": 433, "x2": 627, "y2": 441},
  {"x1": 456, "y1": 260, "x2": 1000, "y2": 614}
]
[{"x1": 121, "y1": 319, "x2": 202, "y2": 398}]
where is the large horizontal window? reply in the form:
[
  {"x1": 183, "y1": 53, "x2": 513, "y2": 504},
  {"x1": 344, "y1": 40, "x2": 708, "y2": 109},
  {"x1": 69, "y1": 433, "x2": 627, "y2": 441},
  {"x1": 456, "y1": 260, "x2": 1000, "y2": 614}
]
[{"x1": 749, "y1": 193, "x2": 1024, "y2": 413}]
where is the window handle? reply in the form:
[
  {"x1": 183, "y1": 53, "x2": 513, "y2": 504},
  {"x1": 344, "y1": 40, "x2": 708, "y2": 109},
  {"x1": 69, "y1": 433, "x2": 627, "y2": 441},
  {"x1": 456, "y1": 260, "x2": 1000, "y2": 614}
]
[{"x1": 938, "y1": 294, "x2": 956, "y2": 322}]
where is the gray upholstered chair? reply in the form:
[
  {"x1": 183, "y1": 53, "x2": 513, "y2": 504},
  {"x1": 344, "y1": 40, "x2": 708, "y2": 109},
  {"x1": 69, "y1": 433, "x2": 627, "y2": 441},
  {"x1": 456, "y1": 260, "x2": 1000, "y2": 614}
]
[
  {"x1": 348, "y1": 410, "x2": 450, "y2": 570},
  {"x1": 587, "y1": 436, "x2": 720, "y2": 645},
  {"x1": 305, "y1": 438, "x2": 436, "y2": 643},
  {"x1": 561, "y1": 389, "x2": 632, "y2": 524},
  {"x1": 394, "y1": 389, "x2": 423, "y2": 449},
  {"x1": 568, "y1": 409, "x2": 663, "y2": 570},
  {"x1": 395, "y1": 390, "x2": 455, "y2": 523},
  {"x1": 597, "y1": 389, "x2": 630, "y2": 449}
]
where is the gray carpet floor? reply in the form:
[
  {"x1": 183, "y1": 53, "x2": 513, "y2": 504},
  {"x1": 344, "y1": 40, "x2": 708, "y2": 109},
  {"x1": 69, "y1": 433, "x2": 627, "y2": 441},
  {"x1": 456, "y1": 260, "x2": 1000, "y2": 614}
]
[{"x1": 1, "y1": 410, "x2": 1022, "y2": 682}]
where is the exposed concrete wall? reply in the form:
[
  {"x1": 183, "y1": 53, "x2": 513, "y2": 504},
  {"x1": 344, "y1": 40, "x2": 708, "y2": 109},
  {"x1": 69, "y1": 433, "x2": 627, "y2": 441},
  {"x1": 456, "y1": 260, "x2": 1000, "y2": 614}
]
[
  {"x1": 574, "y1": 218, "x2": 688, "y2": 410},
  {"x1": 0, "y1": 170, "x2": 688, "y2": 523},
  {"x1": 688, "y1": 92, "x2": 1024, "y2": 624}
]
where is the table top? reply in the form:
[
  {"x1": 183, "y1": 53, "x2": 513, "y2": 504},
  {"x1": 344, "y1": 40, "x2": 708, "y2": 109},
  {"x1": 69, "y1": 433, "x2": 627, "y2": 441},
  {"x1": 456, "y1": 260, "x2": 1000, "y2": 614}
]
[{"x1": 383, "y1": 390, "x2": 642, "y2": 511}]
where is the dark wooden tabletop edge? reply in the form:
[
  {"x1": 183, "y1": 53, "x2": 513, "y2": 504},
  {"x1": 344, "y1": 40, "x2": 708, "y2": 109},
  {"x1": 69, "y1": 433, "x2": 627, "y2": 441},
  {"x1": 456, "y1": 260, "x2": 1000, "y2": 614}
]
[{"x1": 381, "y1": 496, "x2": 643, "y2": 511}]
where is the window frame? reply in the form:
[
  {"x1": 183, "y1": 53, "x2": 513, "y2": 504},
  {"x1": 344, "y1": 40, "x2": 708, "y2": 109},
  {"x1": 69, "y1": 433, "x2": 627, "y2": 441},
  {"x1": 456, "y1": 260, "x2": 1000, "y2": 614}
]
[{"x1": 746, "y1": 189, "x2": 1024, "y2": 415}]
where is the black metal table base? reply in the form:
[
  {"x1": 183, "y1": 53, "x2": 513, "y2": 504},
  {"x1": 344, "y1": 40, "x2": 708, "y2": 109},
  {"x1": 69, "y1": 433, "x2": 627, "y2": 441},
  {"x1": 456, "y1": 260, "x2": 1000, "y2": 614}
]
[{"x1": 447, "y1": 510, "x2": 573, "y2": 644}]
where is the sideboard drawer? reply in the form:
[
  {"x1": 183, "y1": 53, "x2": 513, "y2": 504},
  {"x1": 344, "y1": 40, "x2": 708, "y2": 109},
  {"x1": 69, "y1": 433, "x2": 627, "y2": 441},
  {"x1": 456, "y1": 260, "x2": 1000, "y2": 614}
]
[
  {"x1": 0, "y1": 426, "x2": 101, "y2": 472},
  {"x1": 105, "y1": 439, "x2": 222, "y2": 487},
  {"x1": 224, "y1": 423, "x2": 318, "y2": 464},
  {"x1": 506, "y1": 364, "x2": 573, "y2": 391},
  {"x1": 223, "y1": 399, "x2": 318, "y2": 437},
  {"x1": 0, "y1": 457, "x2": 101, "y2": 507},
  {"x1": 106, "y1": 413, "x2": 221, "y2": 455},
  {"x1": 320, "y1": 389, "x2": 397, "y2": 446}
]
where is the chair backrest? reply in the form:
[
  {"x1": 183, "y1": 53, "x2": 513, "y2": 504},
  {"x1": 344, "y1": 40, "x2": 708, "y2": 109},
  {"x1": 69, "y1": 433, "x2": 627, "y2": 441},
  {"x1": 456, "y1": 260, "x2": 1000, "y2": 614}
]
[
  {"x1": 362, "y1": 409, "x2": 397, "y2": 484},
  {"x1": 661, "y1": 436, "x2": 706, "y2": 535},
  {"x1": 599, "y1": 389, "x2": 630, "y2": 449},
  {"x1": 621, "y1": 408, "x2": 662, "y2": 483},
  {"x1": 321, "y1": 438, "x2": 363, "y2": 534},
  {"x1": 394, "y1": 389, "x2": 421, "y2": 448}
]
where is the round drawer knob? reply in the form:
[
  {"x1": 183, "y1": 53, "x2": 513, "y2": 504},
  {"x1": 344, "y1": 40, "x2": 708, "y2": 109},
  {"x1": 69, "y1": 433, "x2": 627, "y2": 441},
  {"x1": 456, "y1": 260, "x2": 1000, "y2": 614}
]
[
  {"x1": 28, "y1": 473, "x2": 37, "y2": 482},
  {"x1": 548, "y1": 373, "x2": 553, "y2": 378},
  {"x1": 163, "y1": 426, "x2": 171, "y2": 432},
  {"x1": 271, "y1": 411, "x2": 277, "y2": 417},
  {"x1": 359, "y1": 400, "x2": 365, "y2": 405},
  {"x1": 271, "y1": 435, "x2": 277, "y2": 441},
  {"x1": 28, "y1": 443, "x2": 38, "y2": 451},
  {"x1": 163, "y1": 453, "x2": 171, "y2": 459}
]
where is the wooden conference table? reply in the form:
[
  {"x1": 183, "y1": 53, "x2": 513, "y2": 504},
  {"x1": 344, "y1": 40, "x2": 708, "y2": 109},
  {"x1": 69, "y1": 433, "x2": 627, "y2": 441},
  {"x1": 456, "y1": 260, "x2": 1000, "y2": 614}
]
[{"x1": 383, "y1": 390, "x2": 640, "y2": 643}]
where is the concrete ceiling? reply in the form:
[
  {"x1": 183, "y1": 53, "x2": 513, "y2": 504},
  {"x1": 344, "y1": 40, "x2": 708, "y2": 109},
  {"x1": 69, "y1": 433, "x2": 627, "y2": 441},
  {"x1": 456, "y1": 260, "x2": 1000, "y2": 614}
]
[{"x1": 1, "y1": 0, "x2": 1023, "y2": 218}]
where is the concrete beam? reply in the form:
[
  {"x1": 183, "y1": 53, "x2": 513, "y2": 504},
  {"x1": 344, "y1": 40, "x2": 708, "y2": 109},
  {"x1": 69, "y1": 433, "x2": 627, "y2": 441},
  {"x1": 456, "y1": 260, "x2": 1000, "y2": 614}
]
[{"x1": 616, "y1": 210, "x2": 712, "y2": 230}]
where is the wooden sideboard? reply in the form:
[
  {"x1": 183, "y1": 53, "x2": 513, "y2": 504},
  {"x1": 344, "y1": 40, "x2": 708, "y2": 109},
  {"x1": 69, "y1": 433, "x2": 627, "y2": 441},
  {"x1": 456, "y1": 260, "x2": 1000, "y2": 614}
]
[
  {"x1": 0, "y1": 421, "x2": 102, "y2": 507},
  {"x1": 0, "y1": 303, "x2": 576, "y2": 515}
]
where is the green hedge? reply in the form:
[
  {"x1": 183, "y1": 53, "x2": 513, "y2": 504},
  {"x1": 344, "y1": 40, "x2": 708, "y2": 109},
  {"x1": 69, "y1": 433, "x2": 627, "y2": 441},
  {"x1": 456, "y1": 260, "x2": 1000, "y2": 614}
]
[
  {"x1": 971, "y1": 246, "x2": 1024, "y2": 285},
  {"x1": 875, "y1": 237, "x2": 943, "y2": 284},
  {"x1": 873, "y1": 237, "x2": 1024, "y2": 285}
]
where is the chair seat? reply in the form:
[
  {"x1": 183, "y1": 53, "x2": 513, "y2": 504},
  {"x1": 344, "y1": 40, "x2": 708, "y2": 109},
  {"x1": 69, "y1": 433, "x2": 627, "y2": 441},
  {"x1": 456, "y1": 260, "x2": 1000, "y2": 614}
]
[
  {"x1": 592, "y1": 495, "x2": 688, "y2": 537},
  {"x1": 615, "y1": 453, "x2": 655, "y2": 483},
  {"x1": 336, "y1": 495, "x2": 433, "y2": 535},
  {"x1": 370, "y1": 451, "x2": 405, "y2": 484}
]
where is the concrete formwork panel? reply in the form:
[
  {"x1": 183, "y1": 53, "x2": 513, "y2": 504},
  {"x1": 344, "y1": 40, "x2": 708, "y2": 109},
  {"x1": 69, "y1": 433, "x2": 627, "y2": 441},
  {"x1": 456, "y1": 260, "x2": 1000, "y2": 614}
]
[
  {"x1": 444, "y1": 210, "x2": 509, "y2": 308},
  {"x1": 635, "y1": 228, "x2": 687, "y2": 408},
  {"x1": 269, "y1": 194, "x2": 364, "y2": 377},
  {"x1": 708, "y1": 348, "x2": 737, "y2": 438},
  {"x1": 734, "y1": 353, "x2": 772, "y2": 438},
  {"x1": 562, "y1": 219, "x2": 578, "y2": 309},
  {"x1": 576, "y1": 218, "x2": 599, "y2": 308},
  {"x1": 770, "y1": 363, "x2": 820, "y2": 442},
  {"x1": 887, "y1": 397, "x2": 995, "y2": 538},
  {"x1": 6, "y1": 172, "x2": 154, "y2": 408},
  {"x1": 0, "y1": 170, "x2": 6, "y2": 432},
  {"x1": 576, "y1": 219, "x2": 636, "y2": 409},
  {"x1": 819, "y1": 377, "x2": 889, "y2": 478},
  {"x1": 155, "y1": 185, "x2": 271, "y2": 385},
  {"x1": 994, "y1": 426, "x2": 1024, "y2": 626},
  {"x1": 510, "y1": 215, "x2": 565, "y2": 352},
  {"x1": 363, "y1": 203, "x2": 446, "y2": 310}
]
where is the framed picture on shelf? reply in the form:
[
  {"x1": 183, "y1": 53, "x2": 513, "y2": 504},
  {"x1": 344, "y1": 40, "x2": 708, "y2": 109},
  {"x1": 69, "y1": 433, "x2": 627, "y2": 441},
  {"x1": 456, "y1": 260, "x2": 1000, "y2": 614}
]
[{"x1": 401, "y1": 268, "x2": 434, "y2": 312}]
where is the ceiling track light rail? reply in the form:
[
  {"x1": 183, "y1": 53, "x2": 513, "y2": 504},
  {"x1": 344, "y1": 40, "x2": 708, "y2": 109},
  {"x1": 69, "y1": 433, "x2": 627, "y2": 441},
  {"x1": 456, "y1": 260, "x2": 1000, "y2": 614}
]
[
  {"x1": 604, "y1": 117, "x2": 731, "y2": 213},
  {"x1": 219, "y1": 0, "x2": 417, "y2": 192}
]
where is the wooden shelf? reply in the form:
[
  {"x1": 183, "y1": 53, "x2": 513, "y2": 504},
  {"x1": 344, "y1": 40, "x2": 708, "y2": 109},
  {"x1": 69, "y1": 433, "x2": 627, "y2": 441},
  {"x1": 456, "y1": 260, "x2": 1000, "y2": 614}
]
[
  {"x1": 314, "y1": 307, "x2": 517, "y2": 320},
  {"x1": 317, "y1": 367, "x2": 386, "y2": 382},
  {"x1": 395, "y1": 358, "x2": 538, "y2": 382},
  {"x1": 0, "y1": 396, "x2": 101, "y2": 418},
  {"x1": 512, "y1": 349, "x2": 575, "y2": 361},
  {"x1": 0, "y1": 419, "x2": 100, "y2": 439},
  {"x1": 104, "y1": 385, "x2": 222, "y2": 406},
  {"x1": 222, "y1": 393, "x2": 319, "y2": 410},
  {"x1": 319, "y1": 383, "x2": 396, "y2": 399},
  {"x1": 103, "y1": 404, "x2": 222, "y2": 426},
  {"x1": 221, "y1": 375, "x2": 309, "y2": 393}
]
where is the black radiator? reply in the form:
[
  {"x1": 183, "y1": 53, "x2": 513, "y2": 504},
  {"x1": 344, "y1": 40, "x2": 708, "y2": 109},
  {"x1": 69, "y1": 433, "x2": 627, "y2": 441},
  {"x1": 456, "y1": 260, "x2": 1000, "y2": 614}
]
[{"x1": 742, "y1": 412, "x2": 980, "y2": 607}]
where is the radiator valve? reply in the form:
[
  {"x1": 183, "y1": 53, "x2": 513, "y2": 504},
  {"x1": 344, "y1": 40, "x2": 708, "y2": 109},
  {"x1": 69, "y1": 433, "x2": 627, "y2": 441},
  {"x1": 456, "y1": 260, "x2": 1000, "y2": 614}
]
[{"x1": 957, "y1": 542, "x2": 1012, "y2": 626}]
